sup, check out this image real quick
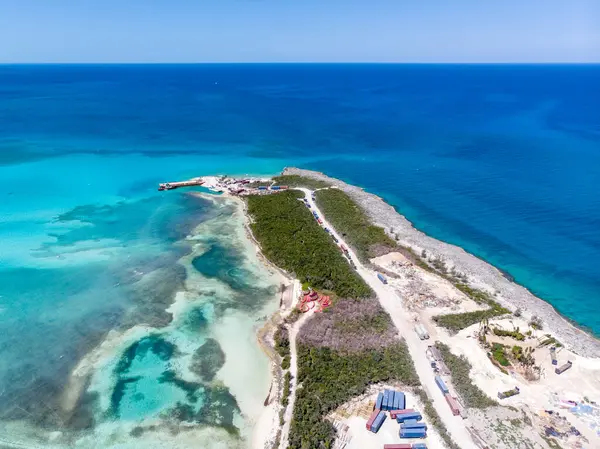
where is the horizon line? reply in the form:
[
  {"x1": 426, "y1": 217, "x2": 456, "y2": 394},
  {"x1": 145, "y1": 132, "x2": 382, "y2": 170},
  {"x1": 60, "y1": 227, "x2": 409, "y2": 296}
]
[{"x1": 1, "y1": 61, "x2": 599, "y2": 66}]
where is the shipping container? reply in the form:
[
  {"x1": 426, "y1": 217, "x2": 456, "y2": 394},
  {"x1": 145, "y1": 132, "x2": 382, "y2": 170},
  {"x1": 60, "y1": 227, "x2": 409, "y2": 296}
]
[
  {"x1": 365, "y1": 409, "x2": 379, "y2": 431},
  {"x1": 383, "y1": 445, "x2": 412, "y2": 449},
  {"x1": 396, "y1": 412, "x2": 422, "y2": 423},
  {"x1": 444, "y1": 393, "x2": 460, "y2": 416},
  {"x1": 317, "y1": 219, "x2": 323, "y2": 224},
  {"x1": 371, "y1": 411, "x2": 387, "y2": 433},
  {"x1": 375, "y1": 392, "x2": 384, "y2": 410},
  {"x1": 258, "y1": 186, "x2": 267, "y2": 190},
  {"x1": 389, "y1": 391, "x2": 396, "y2": 411},
  {"x1": 280, "y1": 186, "x2": 289, "y2": 190},
  {"x1": 412, "y1": 444, "x2": 428, "y2": 449},
  {"x1": 401, "y1": 422, "x2": 427, "y2": 431},
  {"x1": 391, "y1": 391, "x2": 399, "y2": 410},
  {"x1": 555, "y1": 361, "x2": 572, "y2": 375},
  {"x1": 435, "y1": 375, "x2": 449, "y2": 394},
  {"x1": 377, "y1": 273, "x2": 388, "y2": 284},
  {"x1": 399, "y1": 428, "x2": 427, "y2": 438},
  {"x1": 395, "y1": 391, "x2": 406, "y2": 410},
  {"x1": 382, "y1": 390, "x2": 391, "y2": 411},
  {"x1": 271, "y1": 186, "x2": 281, "y2": 190},
  {"x1": 401, "y1": 419, "x2": 420, "y2": 426},
  {"x1": 390, "y1": 408, "x2": 415, "y2": 419}
]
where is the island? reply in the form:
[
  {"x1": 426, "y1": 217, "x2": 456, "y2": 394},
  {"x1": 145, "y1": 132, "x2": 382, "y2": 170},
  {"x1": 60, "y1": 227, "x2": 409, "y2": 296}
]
[{"x1": 191, "y1": 168, "x2": 600, "y2": 449}]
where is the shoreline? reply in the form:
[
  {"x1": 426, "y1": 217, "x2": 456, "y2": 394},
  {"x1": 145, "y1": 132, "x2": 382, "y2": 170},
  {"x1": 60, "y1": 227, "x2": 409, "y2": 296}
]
[
  {"x1": 283, "y1": 167, "x2": 600, "y2": 358},
  {"x1": 229, "y1": 193, "x2": 300, "y2": 449}
]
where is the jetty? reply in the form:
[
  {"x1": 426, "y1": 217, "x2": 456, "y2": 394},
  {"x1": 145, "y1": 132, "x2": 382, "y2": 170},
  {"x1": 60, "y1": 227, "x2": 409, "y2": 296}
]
[{"x1": 158, "y1": 178, "x2": 204, "y2": 191}]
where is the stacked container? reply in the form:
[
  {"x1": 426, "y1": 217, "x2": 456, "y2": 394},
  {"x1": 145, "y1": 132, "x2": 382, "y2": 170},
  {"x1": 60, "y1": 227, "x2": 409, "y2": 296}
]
[
  {"x1": 370, "y1": 411, "x2": 387, "y2": 433},
  {"x1": 382, "y1": 390, "x2": 391, "y2": 411},
  {"x1": 401, "y1": 420, "x2": 427, "y2": 431},
  {"x1": 396, "y1": 412, "x2": 423, "y2": 423},
  {"x1": 390, "y1": 409, "x2": 415, "y2": 419},
  {"x1": 365, "y1": 409, "x2": 379, "y2": 431},
  {"x1": 375, "y1": 392, "x2": 384, "y2": 410},
  {"x1": 395, "y1": 391, "x2": 406, "y2": 410},
  {"x1": 399, "y1": 427, "x2": 427, "y2": 439}
]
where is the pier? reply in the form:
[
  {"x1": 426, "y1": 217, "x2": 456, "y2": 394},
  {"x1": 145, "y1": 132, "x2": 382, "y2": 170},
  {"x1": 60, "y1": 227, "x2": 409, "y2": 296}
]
[{"x1": 158, "y1": 178, "x2": 204, "y2": 191}]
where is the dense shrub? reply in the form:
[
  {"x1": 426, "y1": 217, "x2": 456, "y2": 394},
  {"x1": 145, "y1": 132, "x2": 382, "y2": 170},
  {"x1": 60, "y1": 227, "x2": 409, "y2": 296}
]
[
  {"x1": 435, "y1": 342, "x2": 497, "y2": 408},
  {"x1": 314, "y1": 189, "x2": 397, "y2": 261},
  {"x1": 271, "y1": 175, "x2": 331, "y2": 190},
  {"x1": 288, "y1": 342, "x2": 419, "y2": 449},
  {"x1": 247, "y1": 191, "x2": 372, "y2": 299}
]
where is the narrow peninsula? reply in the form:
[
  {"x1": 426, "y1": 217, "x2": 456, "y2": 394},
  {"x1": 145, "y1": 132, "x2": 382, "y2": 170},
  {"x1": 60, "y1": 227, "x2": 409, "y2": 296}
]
[{"x1": 195, "y1": 169, "x2": 600, "y2": 449}]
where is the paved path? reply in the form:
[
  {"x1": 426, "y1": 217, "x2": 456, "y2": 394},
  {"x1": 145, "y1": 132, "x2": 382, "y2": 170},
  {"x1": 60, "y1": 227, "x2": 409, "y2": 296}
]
[{"x1": 299, "y1": 187, "x2": 477, "y2": 449}]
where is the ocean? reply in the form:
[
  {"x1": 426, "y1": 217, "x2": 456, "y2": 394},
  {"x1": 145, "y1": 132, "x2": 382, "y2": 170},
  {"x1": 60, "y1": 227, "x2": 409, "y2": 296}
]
[{"x1": 0, "y1": 64, "x2": 599, "y2": 447}]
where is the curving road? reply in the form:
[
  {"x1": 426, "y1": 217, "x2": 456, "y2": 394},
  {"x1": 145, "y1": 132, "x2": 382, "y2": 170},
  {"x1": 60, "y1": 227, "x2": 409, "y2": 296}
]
[{"x1": 298, "y1": 187, "x2": 477, "y2": 449}]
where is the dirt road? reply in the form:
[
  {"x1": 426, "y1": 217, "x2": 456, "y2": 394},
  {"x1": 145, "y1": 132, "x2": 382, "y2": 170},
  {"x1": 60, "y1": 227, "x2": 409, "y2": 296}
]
[{"x1": 300, "y1": 187, "x2": 477, "y2": 449}]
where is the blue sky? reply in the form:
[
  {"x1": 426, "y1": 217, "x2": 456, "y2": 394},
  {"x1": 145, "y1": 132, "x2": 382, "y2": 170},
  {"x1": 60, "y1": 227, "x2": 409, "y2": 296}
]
[{"x1": 1, "y1": 0, "x2": 599, "y2": 63}]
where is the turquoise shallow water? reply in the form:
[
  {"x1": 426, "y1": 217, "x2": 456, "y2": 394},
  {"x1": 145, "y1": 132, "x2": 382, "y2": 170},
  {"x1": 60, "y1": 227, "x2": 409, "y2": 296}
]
[{"x1": 0, "y1": 64, "x2": 599, "y2": 446}]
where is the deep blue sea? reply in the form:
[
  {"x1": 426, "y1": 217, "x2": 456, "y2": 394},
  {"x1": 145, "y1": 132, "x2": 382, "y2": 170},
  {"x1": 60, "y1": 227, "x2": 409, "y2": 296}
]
[{"x1": 0, "y1": 64, "x2": 599, "y2": 446}]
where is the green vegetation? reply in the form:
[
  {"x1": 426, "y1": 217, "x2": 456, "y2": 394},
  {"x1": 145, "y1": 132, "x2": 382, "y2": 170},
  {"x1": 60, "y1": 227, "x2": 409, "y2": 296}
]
[
  {"x1": 415, "y1": 389, "x2": 460, "y2": 449},
  {"x1": 542, "y1": 435, "x2": 564, "y2": 449},
  {"x1": 274, "y1": 325, "x2": 290, "y2": 358},
  {"x1": 418, "y1": 259, "x2": 510, "y2": 332},
  {"x1": 491, "y1": 343, "x2": 511, "y2": 367},
  {"x1": 246, "y1": 180, "x2": 272, "y2": 188},
  {"x1": 271, "y1": 174, "x2": 330, "y2": 190},
  {"x1": 281, "y1": 371, "x2": 292, "y2": 408},
  {"x1": 314, "y1": 188, "x2": 397, "y2": 261},
  {"x1": 434, "y1": 306, "x2": 509, "y2": 333},
  {"x1": 247, "y1": 191, "x2": 372, "y2": 299},
  {"x1": 435, "y1": 342, "x2": 497, "y2": 408},
  {"x1": 289, "y1": 342, "x2": 419, "y2": 449},
  {"x1": 529, "y1": 315, "x2": 544, "y2": 330},
  {"x1": 492, "y1": 327, "x2": 526, "y2": 341},
  {"x1": 334, "y1": 310, "x2": 391, "y2": 334},
  {"x1": 433, "y1": 288, "x2": 509, "y2": 332},
  {"x1": 281, "y1": 355, "x2": 290, "y2": 370},
  {"x1": 539, "y1": 335, "x2": 562, "y2": 348}
]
